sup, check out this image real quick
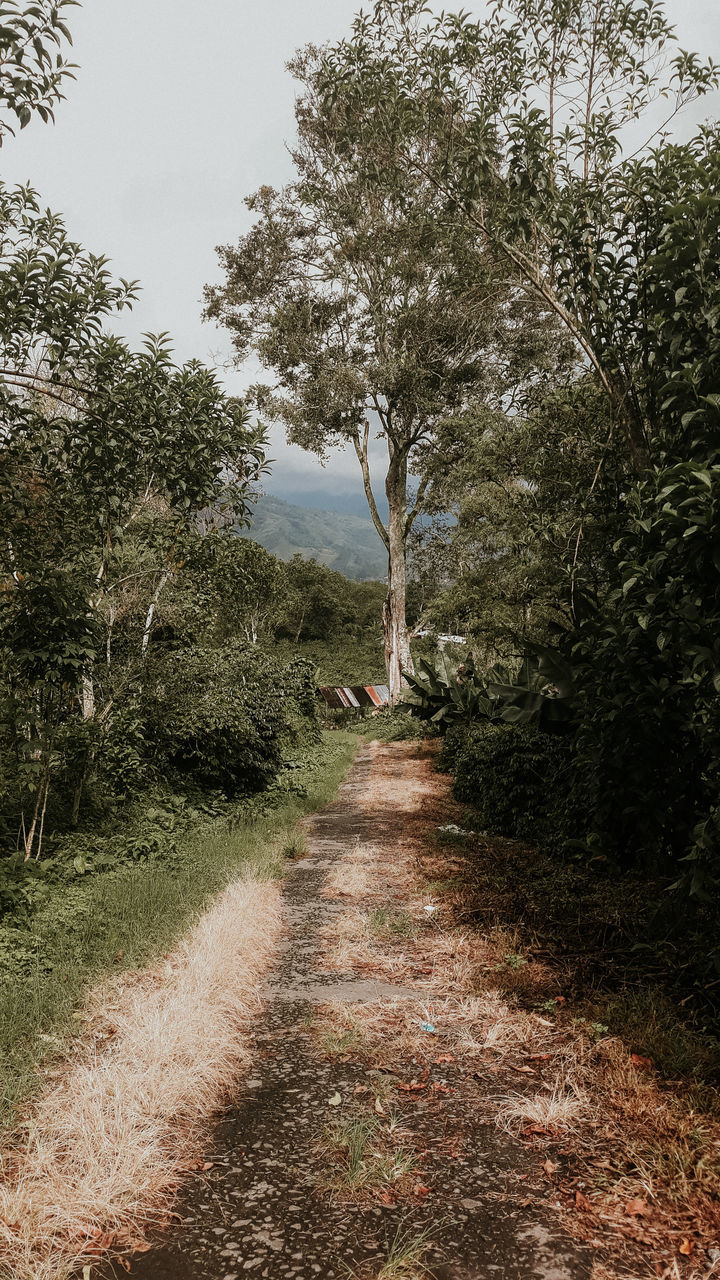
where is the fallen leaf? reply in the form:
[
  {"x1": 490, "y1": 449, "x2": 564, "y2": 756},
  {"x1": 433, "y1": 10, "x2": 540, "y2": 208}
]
[
  {"x1": 353, "y1": 1084, "x2": 368, "y2": 1095},
  {"x1": 630, "y1": 1054, "x2": 653, "y2": 1071},
  {"x1": 328, "y1": 1092, "x2": 342, "y2": 1107},
  {"x1": 414, "y1": 1184, "x2": 431, "y2": 1198},
  {"x1": 378, "y1": 1189, "x2": 396, "y2": 1206},
  {"x1": 434, "y1": 1054, "x2": 455, "y2": 1064},
  {"x1": 524, "y1": 1123, "x2": 551, "y2": 1135},
  {"x1": 201, "y1": 1161, "x2": 215, "y2": 1171},
  {"x1": 396, "y1": 1081, "x2": 427, "y2": 1092},
  {"x1": 679, "y1": 1239, "x2": 695, "y2": 1257},
  {"x1": 555, "y1": 996, "x2": 566, "y2": 1005},
  {"x1": 575, "y1": 1190, "x2": 593, "y2": 1212},
  {"x1": 624, "y1": 1198, "x2": 649, "y2": 1217},
  {"x1": 513, "y1": 1065, "x2": 535, "y2": 1074},
  {"x1": 542, "y1": 1159, "x2": 560, "y2": 1177},
  {"x1": 374, "y1": 1096, "x2": 385, "y2": 1115}
]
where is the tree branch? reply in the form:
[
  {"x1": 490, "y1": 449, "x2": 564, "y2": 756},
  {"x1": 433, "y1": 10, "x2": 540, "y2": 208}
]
[{"x1": 352, "y1": 419, "x2": 389, "y2": 549}]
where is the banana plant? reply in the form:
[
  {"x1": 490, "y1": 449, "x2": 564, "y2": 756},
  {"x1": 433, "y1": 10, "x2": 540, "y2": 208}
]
[
  {"x1": 401, "y1": 652, "x2": 505, "y2": 728},
  {"x1": 488, "y1": 645, "x2": 576, "y2": 733}
]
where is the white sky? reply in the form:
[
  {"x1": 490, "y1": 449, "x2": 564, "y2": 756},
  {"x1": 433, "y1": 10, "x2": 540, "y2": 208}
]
[{"x1": 2, "y1": 0, "x2": 719, "y2": 513}]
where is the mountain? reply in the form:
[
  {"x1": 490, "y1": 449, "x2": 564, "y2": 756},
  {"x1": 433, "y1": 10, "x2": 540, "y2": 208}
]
[{"x1": 238, "y1": 494, "x2": 387, "y2": 581}]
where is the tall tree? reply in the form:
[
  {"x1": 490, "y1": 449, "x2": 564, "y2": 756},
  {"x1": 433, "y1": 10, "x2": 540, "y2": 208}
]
[
  {"x1": 205, "y1": 47, "x2": 561, "y2": 700},
  {"x1": 318, "y1": 0, "x2": 718, "y2": 471}
]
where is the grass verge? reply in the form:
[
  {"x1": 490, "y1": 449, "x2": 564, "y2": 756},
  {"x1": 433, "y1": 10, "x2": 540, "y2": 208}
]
[
  {"x1": 0, "y1": 878, "x2": 281, "y2": 1280},
  {"x1": 0, "y1": 731, "x2": 358, "y2": 1134}
]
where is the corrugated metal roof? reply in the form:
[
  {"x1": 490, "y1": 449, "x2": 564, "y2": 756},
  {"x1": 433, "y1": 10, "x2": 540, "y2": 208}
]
[{"x1": 317, "y1": 684, "x2": 389, "y2": 710}]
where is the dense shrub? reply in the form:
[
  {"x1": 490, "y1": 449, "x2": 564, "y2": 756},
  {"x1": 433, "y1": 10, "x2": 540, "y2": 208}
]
[
  {"x1": 441, "y1": 721, "x2": 584, "y2": 850},
  {"x1": 143, "y1": 642, "x2": 317, "y2": 793}
]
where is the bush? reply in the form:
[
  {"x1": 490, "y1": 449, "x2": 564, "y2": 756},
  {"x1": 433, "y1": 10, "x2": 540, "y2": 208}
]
[
  {"x1": 362, "y1": 708, "x2": 429, "y2": 742},
  {"x1": 143, "y1": 642, "x2": 317, "y2": 793},
  {"x1": 441, "y1": 721, "x2": 583, "y2": 849}
]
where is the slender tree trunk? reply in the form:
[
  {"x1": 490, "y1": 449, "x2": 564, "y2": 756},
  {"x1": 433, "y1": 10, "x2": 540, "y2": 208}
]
[
  {"x1": 384, "y1": 458, "x2": 413, "y2": 704},
  {"x1": 81, "y1": 673, "x2": 95, "y2": 720},
  {"x1": 294, "y1": 606, "x2": 307, "y2": 645},
  {"x1": 141, "y1": 570, "x2": 170, "y2": 659}
]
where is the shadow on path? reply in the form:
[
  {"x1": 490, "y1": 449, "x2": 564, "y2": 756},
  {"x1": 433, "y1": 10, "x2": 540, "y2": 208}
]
[{"x1": 108, "y1": 743, "x2": 591, "y2": 1280}]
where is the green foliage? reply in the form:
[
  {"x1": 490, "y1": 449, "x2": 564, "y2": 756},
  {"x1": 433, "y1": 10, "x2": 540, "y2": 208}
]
[
  {"x1": 288, "y1": 637, "x2": 385, "y2": 688},
  {"x1": 0, "y1": 30, "x2": 267, "y2": 856},
  {"x1": 564, "y1": 140, "x2": 720, "y2": 885},
  {"x1": 402, "y1": 651, "x2": 504, "y2": 729},
  {"x1": 170, "y1": 534, "x2": 291, "y2": 646},
  {"x1": 278, "y1": 556, "x2": 386, "y2": 645},
  {"x1": 441, "y1": 721, "x2": 581, "y2": 850},
  {"x1": 142, "y1": 642, "x2": 317, "y2": 794},
  {"x1": 0, "y1": 731, "x2": 358, "y2": 1130},
  {"x1": 418, "y1": 379, "x2": 625, "y2": 659},
  {"x1": 0, "y1": 1, "x2": 77, "y2": 142},
  {"x1": 489, "y1": 646, "x2": 576, "y2": 734},
  {"x1": 205, "y1": 36, "x2": 566, "y2": 697},
  {"x1": 323, "y1": 1, "x2": 717, "y2": 464},
  {"x1": 360, "y1": 709, "x2": 427, "y2": 743}
]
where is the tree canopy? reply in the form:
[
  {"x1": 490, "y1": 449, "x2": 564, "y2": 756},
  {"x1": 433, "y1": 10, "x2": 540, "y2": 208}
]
[{"x1": 205, "y1": 42, "x2": 567, "y2": 698}]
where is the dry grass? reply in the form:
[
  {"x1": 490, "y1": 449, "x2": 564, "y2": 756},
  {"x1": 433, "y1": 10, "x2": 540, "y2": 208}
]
[
  {"x1": 496, "y1": 1079, "x2": 587, "y2": 1134},
  {"x1": 323, "y1": 859, "x2": 375, "y2": 901},
  {"x1": 373, "y1": 1223, "x2": 436, "y2": 1279},
  {"x1": 314, "y1": 745, "x2": 720, "y2": 1269},
  {"x1": 0, "y1": 877, "x2": 282, "y2": 1280},
  {"x1": 314, "y1": 990, "x2": 553, "y2": 1075}
]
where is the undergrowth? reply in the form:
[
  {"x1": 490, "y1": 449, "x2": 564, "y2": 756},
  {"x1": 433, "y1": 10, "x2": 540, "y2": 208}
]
[
  {"x1": 361, "y1": 710, "x2": 430, "y2": 743},
  {"x1": 457, "y1": 833, "x2": 720, "y2": 1087},
  {"x1": 0, "y1": 731, "x2": 358, "y2": 1132}
]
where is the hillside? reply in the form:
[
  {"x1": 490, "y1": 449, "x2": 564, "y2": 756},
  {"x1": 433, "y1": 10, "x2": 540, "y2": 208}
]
[{"x1": 238, "y1": 494, "x2": 387, "y2": 581}]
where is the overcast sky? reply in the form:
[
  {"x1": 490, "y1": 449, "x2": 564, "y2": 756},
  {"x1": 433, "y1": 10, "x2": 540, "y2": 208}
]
[{"x1": 2, "y1": 0, "x2": 718, "y2": 516}]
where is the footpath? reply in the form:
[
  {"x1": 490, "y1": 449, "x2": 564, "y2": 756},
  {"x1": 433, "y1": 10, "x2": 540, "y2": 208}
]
[{"x1": 117, "y1": 741, "x2": 591, "y2": 1280}]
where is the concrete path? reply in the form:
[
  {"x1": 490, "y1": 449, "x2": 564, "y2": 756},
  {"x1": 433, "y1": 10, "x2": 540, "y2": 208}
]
[{"x1": 114, "y1": 743, "x2": 591, "y2": 1280}]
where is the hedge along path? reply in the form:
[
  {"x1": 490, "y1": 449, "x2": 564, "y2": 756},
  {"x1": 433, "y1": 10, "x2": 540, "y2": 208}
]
[
  {"x1": 0, "y1": 877, "x2": 282, "y2": 1280},
  {"x1": 120, "y1": 741, "x2": 592, "y2": 1280}
]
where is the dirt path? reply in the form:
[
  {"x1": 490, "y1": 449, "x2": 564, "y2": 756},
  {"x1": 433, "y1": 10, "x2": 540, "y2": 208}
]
[{"x1": 114, "y1": 742, "x2": 591, "y2": 1280}]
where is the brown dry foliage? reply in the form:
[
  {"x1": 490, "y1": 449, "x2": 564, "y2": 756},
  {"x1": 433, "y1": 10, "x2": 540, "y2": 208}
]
[{"x1": 316, "y1": 743, "x2": 720, "y2": 1274}]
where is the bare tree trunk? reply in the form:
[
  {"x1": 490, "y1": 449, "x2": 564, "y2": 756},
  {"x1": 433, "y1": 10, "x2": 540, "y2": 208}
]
[
  {"x1": 141, "y1": 570, "x2": 170, "y2": 659},
  {"x1": 384, "y1": 457, "x2": 413, "y2": 705},
  {"x1": 81, "y1": 673, "x2": 95, "y2": 720},
  {"x1": 294, "y1": 606, "x2": 307, "y2": 645}
]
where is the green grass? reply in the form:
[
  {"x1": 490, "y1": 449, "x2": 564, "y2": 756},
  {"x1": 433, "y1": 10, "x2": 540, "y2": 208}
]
[
  {"x1": 376, "y1": 1223, "x2": 435, "y2": 1280},
  {"x1": 369, "y1": 907, "x2": 414, "y2": 938},
  {"x1": 283, "y1": 829, "x2": 309, "y2": 859},
  {"x1": 0, "y1": 731, "x2": 358, "y2": 1133},
  {"x1": 324, "y1": 1114, "x2": 417, "y2": 1194}
]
